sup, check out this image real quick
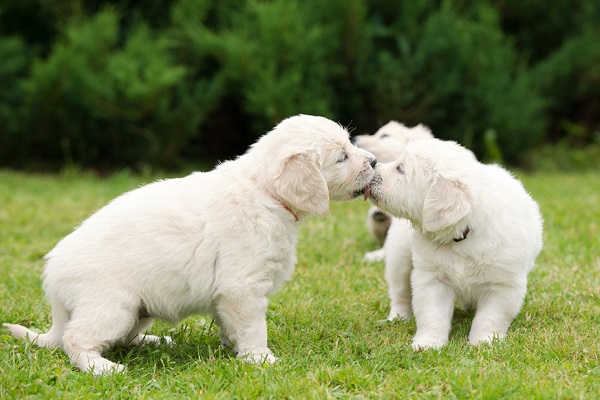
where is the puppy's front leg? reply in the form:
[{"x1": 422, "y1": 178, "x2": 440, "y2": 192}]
[
  {"x1": 468, "y1": 283, "x2": 527, "y2": 345},
  {"x1": 411, "y1": 272, "x2": 455, "y2": 350},
  {"x1": 384, "y1": 247, "x2": 412, "y2": 321},
  {"x1": 216, "y1": 295, "x2": 277, "y2": 364}
]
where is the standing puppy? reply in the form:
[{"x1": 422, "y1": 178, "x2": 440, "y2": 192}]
[
  {"x1": 368, "y1": 138, "x2": 542, "y2": 350},
  {"x1": 4, "y1": 115, "x2": 376, "y2": 374}
]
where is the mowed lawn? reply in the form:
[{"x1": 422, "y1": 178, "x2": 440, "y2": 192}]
[{"x1": 1, "y1": 169, "x2": 598, "y2": 399}]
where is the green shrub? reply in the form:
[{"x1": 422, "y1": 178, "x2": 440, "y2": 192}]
[
  {"x1": 362, "y1": 1, "x2": 546, "y2": 162},
  {"x1": 493, "y1": 0, "x2": 600, "y2": 63},
  {"x1": 0, "y1": 37, "x2": 30, "y2": 164},
  {"x1": 172, "y1": 0, "x2": 340, "y2": 134},
  {"x1": 532, "y1": 29, "x2": 600, "y2": 146},
  {"x1": 1, "y1": 0, "x2": 598, "y2": 170},
  {"x1": 18, "y1": 8, "x2": 193, "y2": 168}
]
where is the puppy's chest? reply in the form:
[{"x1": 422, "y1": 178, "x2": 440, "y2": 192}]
[
  {"x1": 237, "y1": 224, "x2": 299, "y2": 293},
  {"x1": 425, "y1": 249, "x2": 495, "y2": 289}
]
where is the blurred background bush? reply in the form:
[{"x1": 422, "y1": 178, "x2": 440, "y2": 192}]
[{"x1": 0, "y1": 0, "x2": 598, "y2": 170}]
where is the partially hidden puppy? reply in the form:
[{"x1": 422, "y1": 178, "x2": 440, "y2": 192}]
[
  {"x1": 368, "y1": 138, "x2": 543, "y2": 350},
  {"x1": 353, "y1": 121, "x2": 433, "y2": 261},
  {"x1": 4, "y1": 114, "x2": 377, "y2": 374},
  {"x1": 353, "y1": 121, "x2": 433, "y2": 164}
]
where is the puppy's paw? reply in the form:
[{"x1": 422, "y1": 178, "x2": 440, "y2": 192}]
[
  {"x1": 88, "y1": 359, "x2": 126, "y2": 375},
  {"x1": 239, "y1": 351, "x2": 278, "y2": 365},
  {"x1": 363, "y1": 248, "x2": 385, "y2": 263},
  {"x1": 387, "y1": 309, "x2": 412, "y2": 322},
  {"x1": 468, "y1": 331, "x2": 504, "y2": 346},
  {"x1": 160, "y1": 335, "x2": 174, "y2": 346},
  {"x1": 132, "y1": 334, "x2": 174, "y2": 347},
  {"x1": 411, "y1": 336, "x2": 447, "y2": 351}
]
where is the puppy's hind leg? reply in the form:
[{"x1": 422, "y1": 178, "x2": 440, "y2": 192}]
[
  {"x1": 62, "y1": 303, "x2": 138, "y2": 375},
  {"x1": 468, "y1": 283, "x2": 527, "y2": 345},
  {"x1": 126, "y1": 318, "x2": 173, "y2": 346},
  {"x1": 3, "y1": 297, "x2": 69, "y2": 349}
]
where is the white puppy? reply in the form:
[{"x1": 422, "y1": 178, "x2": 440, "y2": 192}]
[
  {"x1": 368, "y1": 138, "x2": 543, "y2": 350},
  {"x1": 4, "y1": 114, "x2": 376, "y2": 374},
  {"x1": 382, "y1": 148, "x2": 478, "y2": 323},
  {"x1": 353, "y1": 121, "x2": 433, "y2": 164},
  {"x1": 353, "y1": 121, "x2": 433, "y2": 261}
]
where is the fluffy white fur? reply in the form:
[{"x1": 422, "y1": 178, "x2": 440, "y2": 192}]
[
  {"x1": 353, "y1": 121, "x2": 433, "y2": 261},
  {"x1": 369, "y1": 138, "x2": 543, "y2": 350},
  {"x1": 4, "y1": 114, "x2": 376, "y2": 374},
  {"x1": 353, "y1": 121, "x2": 433, "y2": 164}
]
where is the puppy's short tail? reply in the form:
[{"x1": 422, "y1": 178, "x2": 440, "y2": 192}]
[
  {"x1": 4, "y1": 295, "x2": 69, "y2": 349},
  {"x1": 3, "y1": 323, "x2": 61, "y2": 348}
]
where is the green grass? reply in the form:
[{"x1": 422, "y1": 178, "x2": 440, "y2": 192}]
[{"x1": 1, "y1": 169, "x2": 599, "y2": 399}]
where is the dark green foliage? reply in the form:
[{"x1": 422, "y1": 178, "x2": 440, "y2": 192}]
[
  {"x1": 360, "y1": 2, "x2": 546, "y2": 162},
  {"x1": 0, "y1": 0, "x2": 598, "y2": 169},
  {"x1": 532, "y1": 30, "x2": 600, "y2": 143},
  {"x1": 170, "y1": 0, "x2": 341, "y2": 156},
  {"x1": 492, "y1": 0, "x2": 600, "y2": 62},
  {"x1": 18, "y1": 9, "x2": 191, "y2": 168},
  {"x1": 0, "y1": 36, "x2": 31, "y2": 164}
]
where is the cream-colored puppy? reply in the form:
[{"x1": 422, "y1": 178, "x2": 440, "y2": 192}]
[
  {"x1": 382, "y1": 148, "x2": 477, "y2": 323},
  {"x1": 368, "y1": 138, "x2": 543, "y2": 350},
  {"x1": 4, "y1": 115, "x2": 376, "y2": 374},
  {"x1": 353, "y1": 121, "x2": 433, "y2": 164},
  {"x1": 353, "y1": 121, "x2": 433, "y2": 261}
]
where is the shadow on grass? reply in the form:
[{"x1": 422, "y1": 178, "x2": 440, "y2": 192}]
[
  {"x1": 450, "y1": 308, "x2": 477, "y2": 340},
  {"x1": 104, "y1": 321, "x2": 237, "y2": 373}
]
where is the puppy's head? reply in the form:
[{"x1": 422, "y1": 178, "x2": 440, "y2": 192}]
[
  {"x1": 353, "y1": 121, "x2": 433, "y2": 163},
  {"x1": 258, "y1": 115, "x2": 376, "y2": 216},
  {"x1": 369, "y1": 138, "x2": 476, "y2": 238}
]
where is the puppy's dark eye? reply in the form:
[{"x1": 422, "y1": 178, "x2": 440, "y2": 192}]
[
  {"x1": 337, "y1": 153, "x2": 348, "y2": 163},
  {"x1": 380, "y1": 133, "x2": 390, "y2": 139},
  {"x1": 396, "y1": 164, "x2": 404, "y2": 174}
]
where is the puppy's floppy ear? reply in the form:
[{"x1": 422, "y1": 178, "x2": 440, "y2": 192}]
[
  {"x1": 271, "y1": 151, "x2": 329, "y2": 216},
  {"x1": 422, "y1": 177, "x2": 471, "y2": 232}
]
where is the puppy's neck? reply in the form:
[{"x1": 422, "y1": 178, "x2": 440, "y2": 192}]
[
  {"x1": 421, "y1": 222, "x2": 471, "y2": 245},
  {"x1": 279, "y1": 200, "x2": 299, "y2": 222},
  {"x1": 270, "y1": 195, "x2": 299, "y2": 222}
]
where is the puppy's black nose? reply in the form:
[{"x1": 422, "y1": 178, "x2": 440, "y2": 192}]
[{"x1": 370, "y1": 156, "x2": 377, "y2": 168}]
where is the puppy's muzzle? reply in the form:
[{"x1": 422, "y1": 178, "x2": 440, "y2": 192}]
[{"x1": 366, "y1": 173, "x2": 383, "y2": 203}]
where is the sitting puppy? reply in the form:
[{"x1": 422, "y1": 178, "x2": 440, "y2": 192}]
[
  {"x1": 4, "y1": 115, "x2": 377, "y2": 374},
  {"x1": 368, "y1": 138, "x2": 543, "y2": 350},
  {"x1": 353, "y1": 121, "x2": 433, "y2": 261}
]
